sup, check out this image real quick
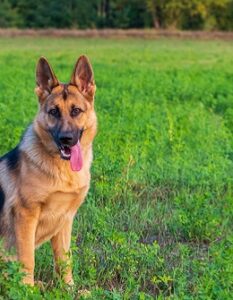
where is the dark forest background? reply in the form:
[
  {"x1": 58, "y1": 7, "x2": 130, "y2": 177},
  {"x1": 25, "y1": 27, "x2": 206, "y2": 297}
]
[{"x1": 0, "y1": 0, "x2": 233, "y2": 30}]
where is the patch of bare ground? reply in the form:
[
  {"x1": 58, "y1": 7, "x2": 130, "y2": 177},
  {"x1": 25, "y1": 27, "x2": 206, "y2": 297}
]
[{"x1": 0, "y1": 28, "x2": 233, "y2": 40}]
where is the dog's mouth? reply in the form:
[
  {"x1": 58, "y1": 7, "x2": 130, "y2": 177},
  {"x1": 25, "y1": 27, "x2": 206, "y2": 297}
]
[
  {"x1": 60, "y1": 145, "x2": 72, "y2": 160},
  {"x1": 59, "y1": 141, "x2": 83, "y2": 172}
]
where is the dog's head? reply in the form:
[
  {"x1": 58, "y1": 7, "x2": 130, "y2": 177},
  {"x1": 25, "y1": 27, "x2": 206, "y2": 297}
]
[{"x1": 34, "y1": 56, "x2": 97, "y2": 170}]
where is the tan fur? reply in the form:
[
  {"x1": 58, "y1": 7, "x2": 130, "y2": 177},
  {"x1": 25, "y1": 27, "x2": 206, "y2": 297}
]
[{"x1": 0, "y1": 56, "x2": 97, "y2": 285}]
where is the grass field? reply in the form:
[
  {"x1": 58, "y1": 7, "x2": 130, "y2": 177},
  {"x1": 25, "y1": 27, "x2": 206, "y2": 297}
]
[{"x1": 0, "y1": 37, "x2": 233, "y2": 299}]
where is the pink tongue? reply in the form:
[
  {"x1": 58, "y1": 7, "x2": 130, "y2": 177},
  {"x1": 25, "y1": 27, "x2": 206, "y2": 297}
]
[{"x1": 70, "y1": 141, "x2": 83, "y2": 171}]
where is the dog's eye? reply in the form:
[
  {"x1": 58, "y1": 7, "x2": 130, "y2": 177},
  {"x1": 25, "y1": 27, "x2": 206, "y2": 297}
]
[
  {"x1": 48, "y1": 108, "x2": 60, "y2": 118},
  {"x1": 71, "y1": 107, "x2": 82, "y2": 117}
]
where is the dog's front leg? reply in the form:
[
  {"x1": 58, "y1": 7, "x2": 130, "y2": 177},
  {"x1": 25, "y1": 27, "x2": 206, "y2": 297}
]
[
  {"x1": 51, "y1": 217, "x2": 74, "y2": 285},
  {"x1": 14, "y1": 206, "x2": 40, "y2": 286}
]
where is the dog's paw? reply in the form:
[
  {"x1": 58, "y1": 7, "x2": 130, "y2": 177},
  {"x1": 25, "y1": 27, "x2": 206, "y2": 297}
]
[
  {"x1": 76, "y1": 289, "x2": 91, "y2": 299},
  {"x1": 22, "y1": 276, "x2": 34, "y2": 286},
  {"x1": 64, "y1": 275, "x2": 74, "y2": 286}
]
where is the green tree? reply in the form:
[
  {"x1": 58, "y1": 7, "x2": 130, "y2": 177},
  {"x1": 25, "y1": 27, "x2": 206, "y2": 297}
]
[
  {"x1": 163, "y1": 0, "x2": 233, "y2": 30},
  {"x1": 145, "y1": 0, "x2": 164, "y2": 28},
  {"x1": 0, "y1": 0, "x2": 22, "y2": 27},
  {"x1": 72, "y1": 0, "x2": 99, "y2": 28},
  {"x1": 16, "y1": 0, "x2": 73, "y2": 28},
  {"x1": 205, "y1": 0, "x2": 233, "y2": 30},
  {"x1": 95, "y1": 0, "x2": 146, "y2": 29},
  {"x1": 0, "y1": 0, "x2": 233, "y2": 30}
]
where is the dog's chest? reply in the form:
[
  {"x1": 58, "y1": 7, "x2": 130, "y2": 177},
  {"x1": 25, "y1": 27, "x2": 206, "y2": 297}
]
[
  {"x1": 35, "y1": 189, "x2": 84, "y2": 247},
  {"x1": 27, "y1": 165, "x2": 91, "y2": 247}
]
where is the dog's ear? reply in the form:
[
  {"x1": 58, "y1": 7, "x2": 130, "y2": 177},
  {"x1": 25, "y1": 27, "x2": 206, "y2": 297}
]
[
  {"x1": 70, "y1": 55, "x2": 96, "y2": 100},
  {"x1": 35, "y1": 57, "x2": 59, "y2": 100}
]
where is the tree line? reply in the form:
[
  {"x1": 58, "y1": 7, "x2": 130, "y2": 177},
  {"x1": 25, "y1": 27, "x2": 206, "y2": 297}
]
[{"x1": 0, "y1": 0, "x2": 233, "y2": 30}]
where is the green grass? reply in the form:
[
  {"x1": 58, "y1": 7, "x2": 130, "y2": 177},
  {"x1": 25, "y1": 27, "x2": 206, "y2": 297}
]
[{"x1": 0, "y1": 37, "x2": 233, "y2": 299}]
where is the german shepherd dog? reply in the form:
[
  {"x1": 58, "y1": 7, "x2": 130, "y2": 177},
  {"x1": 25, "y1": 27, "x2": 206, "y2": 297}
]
[{"x1": 0, "y1": 55, "x2": 97, "y2": 285}]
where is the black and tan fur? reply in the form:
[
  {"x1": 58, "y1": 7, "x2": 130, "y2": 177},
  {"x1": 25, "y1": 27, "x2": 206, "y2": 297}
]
[{"x1": 0, "y1": 56, "x2": 97, "y2": 285}]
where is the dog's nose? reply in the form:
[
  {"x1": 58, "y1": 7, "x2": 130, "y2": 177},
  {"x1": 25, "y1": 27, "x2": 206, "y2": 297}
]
[{"x1": 58, "y1": 133, "x2": 73, "y2": 146}]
